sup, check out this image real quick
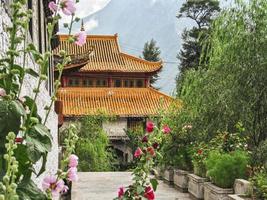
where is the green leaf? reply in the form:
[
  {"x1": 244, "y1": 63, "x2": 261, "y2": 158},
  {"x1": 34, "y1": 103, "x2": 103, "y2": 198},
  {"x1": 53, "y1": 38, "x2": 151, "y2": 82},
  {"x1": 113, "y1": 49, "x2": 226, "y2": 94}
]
[
  {"x1": 0, "y1": 100, "x2": 25, "y2": 147},
  {"x1": 137, "y1": 185, "x2": 143, "y2": 195},
  {"x1": 37, "y1": 153, "x2": 47, "y2": 177},
  {"x1": 25, "y1": 124, "x2": 52, "y2": 163},
  {"x1": 25, "y1": 68, "x2": 39, "y2": 78},
  {"x1": 15, "y1": 145, "x2": 33, "y2": 180},
  {"x1": 17, "y1": 179, "x2": 48, "y2": 200},
  {"x1": 150, "y1": 178, "x2": 158, "y2": 191}
]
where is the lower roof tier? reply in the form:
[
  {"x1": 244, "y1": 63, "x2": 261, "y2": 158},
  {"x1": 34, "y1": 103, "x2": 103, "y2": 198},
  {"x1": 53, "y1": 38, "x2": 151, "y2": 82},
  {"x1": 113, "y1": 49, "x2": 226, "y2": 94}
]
[{"x1": 57, "y1": 87, "x2": 175, "y2": 117}]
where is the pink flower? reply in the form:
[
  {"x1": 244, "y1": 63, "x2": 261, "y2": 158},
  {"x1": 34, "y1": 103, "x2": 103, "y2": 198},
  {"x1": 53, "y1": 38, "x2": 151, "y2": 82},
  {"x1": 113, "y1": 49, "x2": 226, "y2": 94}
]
[
  {"x1": 67, "y1": 167, "x2": 78, "y2": 182},
  {"x1": 68, "y1": 154, "x2": 78, "y2": 168},
  {"x1": 61, "y1": 0, "x2": 76, "y2": 15},
  {"x1": 48, "y1": 1, "x2": 58, "y2": 13},
  {"x1": 146, "y1": 121, "x2": 154, "y2": 133},
  {"x1": 42, "y1": 175, "x2": 65, "y2": 197},
  {"x1": 61, "y1": 185, "x2": 69, "y2": 193},
  {"x1": 144, "y1": 186, "x2": 155, "y2": 200},
  {"x1": 0, "y1": 88, "x2": 6, "y2": 97},
  {"x1": 134, "y1": 147, "x2": 143, "y2": 158},
  {"x1": 117, "y1": 186, "x2": 124, "y2": 198},
  {"x1": 75, "y1": 31, "x2": 87, "y2": 46},
  {"x1": 162, "y1": 125, "x2": 171, "y2": 134}
]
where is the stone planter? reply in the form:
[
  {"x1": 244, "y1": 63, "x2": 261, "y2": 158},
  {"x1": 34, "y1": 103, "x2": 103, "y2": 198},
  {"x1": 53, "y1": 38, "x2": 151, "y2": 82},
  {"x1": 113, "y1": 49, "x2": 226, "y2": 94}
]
[
  {"x1": 234, "y1": 179, "x2": 252, "y2": 196},
  {"x1": 228, "y1": 194, "x2": 252, "y2": 200},
  {"x1": 204, "y1": 182, "x2": 233, "y2": 200},
  {"x1": 173, "y1": 169, "x2": 189, "y2": 192},
  {"x1": 163, "y1": 168, "x2": 174, "y2": 184},
  {"x1": 188, "y1": 173, "x2": 208, "y2": 199},
  {"x1": 154, "y1": 166, "x2": 164, "y2": 180}
]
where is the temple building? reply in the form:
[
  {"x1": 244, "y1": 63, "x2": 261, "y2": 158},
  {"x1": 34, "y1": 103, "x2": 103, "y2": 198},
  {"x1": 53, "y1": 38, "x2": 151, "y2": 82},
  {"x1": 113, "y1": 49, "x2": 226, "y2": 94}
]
[{"x1": 54, "y1": 33, "x2": 173, "y2": 163}]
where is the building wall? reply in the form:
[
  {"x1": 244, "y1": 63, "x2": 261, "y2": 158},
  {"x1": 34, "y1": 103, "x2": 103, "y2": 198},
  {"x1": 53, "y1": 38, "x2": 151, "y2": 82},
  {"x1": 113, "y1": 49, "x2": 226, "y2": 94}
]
[
  {"x1": 103, "y1": 118, "x2": 128, "y2": 138},
  {"x1": 0, "y1": 1, "x2": 58, "y2": 187}
]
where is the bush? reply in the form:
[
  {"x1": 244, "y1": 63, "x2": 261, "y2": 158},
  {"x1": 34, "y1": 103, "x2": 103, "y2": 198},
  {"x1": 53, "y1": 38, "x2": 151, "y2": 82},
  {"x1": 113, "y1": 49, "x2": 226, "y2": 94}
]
[
  {"x1": 206, "y1": 150, "x2": 248, "y2": 188},
  {"x1": 250, "y1": 170, "x2": 267, "y2": 199},
  {"x1": 250, "y1": 140, "x2": 267, "y2": 170},
  {"x1": 75, "y1": 115, "x2": 117, "y2": 171}
]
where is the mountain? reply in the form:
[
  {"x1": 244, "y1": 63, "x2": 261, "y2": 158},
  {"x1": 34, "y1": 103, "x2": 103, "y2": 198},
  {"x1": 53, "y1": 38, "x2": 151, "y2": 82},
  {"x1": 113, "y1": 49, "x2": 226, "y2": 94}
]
[{"x1": 71, "y1": 0, "x2": 189, "y2": 95}]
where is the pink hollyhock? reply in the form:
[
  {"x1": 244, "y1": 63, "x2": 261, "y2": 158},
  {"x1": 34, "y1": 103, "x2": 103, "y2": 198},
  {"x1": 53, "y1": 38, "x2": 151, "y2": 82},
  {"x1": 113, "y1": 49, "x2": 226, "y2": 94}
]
[
  {"x1": 61, "y1": 185, "x2": 69, "y2": 193},
  {"x1": 117, "y1": 186, "x2": 124, "y2": 198},
  {"x1": 147, "y1": 147, "x2": 155, "y2": 157},
  {"x1": 142, "y1": 135, "x2": 148, "y2": 143},
  {"x1": 0, "y1": 88, "x2": 6, "y2": 97},
  {"x1": 68, "y1": 154, "x2": 78, "y2": 167},
  {"x1": 146, "y1": 121, "x2": 154, "y2": 133},
  {"x1": 42, "y1": 175, "x2": 65, "y2": 197},
  {"x1": 144, "y1": 186, "x2": 155, "y2": 200},
  {"x1": 48, "y1": 1, "x2": 58, "y2": 13},
  {"x1": 162, "y1": 125, "x2": 171, "y2": 134},
  {"x1": 61, "y1": 0, "x2": 76, "y2": 15},
  {"x1": 67, "y1": 167, "x2": 78, "y2": 182},
  {"x1": 75, "y1": 31, "x2": 87, "y2": 46},
  {"x1": 134, "y1": 147, "x2": 143, "y2": 158}
]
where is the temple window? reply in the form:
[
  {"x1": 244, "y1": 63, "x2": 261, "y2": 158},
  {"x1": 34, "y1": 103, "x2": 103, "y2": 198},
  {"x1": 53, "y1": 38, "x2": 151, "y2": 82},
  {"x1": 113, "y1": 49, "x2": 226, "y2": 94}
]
[
  {"x1": 83, "y1": 79, "x2": 94, "y2": 87},
  {"x1": 124, "y1": 80, "x2": 135, "y2": 88},
  {"x1": 136, "y1": 79, "x2": 144, "y2": 88},
  {"x1": 114, "y1": 79, "x2": 122, "y2": 87},
  {"x1": 68, "y1": 78, "x2": 80, "y2": 87},
  {"x1": 96, "y1": 79, "x2": 107, "y2": 87}
]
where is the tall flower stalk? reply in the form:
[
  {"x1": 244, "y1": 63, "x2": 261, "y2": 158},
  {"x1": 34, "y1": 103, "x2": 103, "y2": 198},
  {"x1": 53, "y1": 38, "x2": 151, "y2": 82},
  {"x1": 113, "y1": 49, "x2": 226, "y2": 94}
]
[{"x1": 0, "y1": 0, "x2": 85, "y2": 199}]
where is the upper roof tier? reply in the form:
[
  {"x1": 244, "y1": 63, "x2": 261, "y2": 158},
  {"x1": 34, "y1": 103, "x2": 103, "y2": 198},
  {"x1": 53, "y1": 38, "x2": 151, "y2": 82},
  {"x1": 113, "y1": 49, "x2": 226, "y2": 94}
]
[{"x1": 53, "y1": 34, "x2": 163, "y2": 73}]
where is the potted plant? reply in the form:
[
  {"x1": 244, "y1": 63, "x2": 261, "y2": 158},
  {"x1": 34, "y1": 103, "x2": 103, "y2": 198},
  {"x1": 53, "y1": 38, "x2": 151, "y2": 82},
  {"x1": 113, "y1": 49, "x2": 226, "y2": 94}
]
[
  {"x1": 188, "y1": 142, "x2": 209, "y2": 199},
  {"x1": 204, "y1": 150, "x2": 249, "y2": 200},
  {"x1": 172, "y1": 147, "x2": 193, "y2": 191}
]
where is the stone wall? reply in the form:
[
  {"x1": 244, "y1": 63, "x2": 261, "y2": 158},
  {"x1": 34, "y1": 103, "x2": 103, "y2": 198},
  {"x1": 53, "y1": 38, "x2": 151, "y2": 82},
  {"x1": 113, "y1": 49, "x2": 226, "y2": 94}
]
[{"x1": 0, "y1": 1, "x2": 58, "y2": 187}]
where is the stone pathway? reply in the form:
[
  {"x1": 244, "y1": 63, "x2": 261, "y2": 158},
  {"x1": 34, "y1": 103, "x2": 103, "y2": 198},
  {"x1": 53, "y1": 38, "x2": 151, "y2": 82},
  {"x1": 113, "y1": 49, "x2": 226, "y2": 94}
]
[{"x1": 72, "y1": 172, "x2": 192, "y2": 200}]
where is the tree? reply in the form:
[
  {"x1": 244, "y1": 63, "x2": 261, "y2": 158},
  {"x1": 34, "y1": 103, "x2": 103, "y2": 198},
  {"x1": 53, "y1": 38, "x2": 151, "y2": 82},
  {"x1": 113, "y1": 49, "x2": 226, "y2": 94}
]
[
  {"x1": 176, "y1": 0, "x2": 220, "y2": 95},
  {"x1": 142, "y1": 39, "x2": 162, "y2": 86}
]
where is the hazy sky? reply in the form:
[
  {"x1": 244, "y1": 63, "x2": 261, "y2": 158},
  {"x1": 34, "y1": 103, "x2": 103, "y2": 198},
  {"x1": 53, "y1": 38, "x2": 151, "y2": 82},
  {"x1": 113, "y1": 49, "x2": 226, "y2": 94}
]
[{"x1": 60, "y1": 0, "x2": 110, "y2": 26}]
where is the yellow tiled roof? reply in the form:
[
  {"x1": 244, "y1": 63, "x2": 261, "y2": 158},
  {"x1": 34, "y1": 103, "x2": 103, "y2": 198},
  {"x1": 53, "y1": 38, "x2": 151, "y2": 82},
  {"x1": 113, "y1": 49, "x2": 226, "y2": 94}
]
[
  {"x1": 57, "y1": 87, "x2": 174, "y2": 117},
  {"x1": 53, "y1": 34, "x2": 162, "y2": 73}
]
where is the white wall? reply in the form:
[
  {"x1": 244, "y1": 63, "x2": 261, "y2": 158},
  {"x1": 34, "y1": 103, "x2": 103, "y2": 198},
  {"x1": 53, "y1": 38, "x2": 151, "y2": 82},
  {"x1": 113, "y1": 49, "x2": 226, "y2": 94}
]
[
  {"x1": 0, "y1": 2, "x2": 58, "y2": 187},
  {"x1": 103, "y1": 118, "x2": 127, "y2": 138}
]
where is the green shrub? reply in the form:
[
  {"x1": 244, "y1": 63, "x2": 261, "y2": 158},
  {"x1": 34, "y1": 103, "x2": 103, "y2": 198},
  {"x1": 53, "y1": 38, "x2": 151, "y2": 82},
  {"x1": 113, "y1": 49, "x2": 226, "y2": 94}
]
[
  {"x1": 250, "y1": 170, "x2": 267, "y2": 199},
  {"x1": 206, "y1": 150, "x2": 248, "y2": 188}
]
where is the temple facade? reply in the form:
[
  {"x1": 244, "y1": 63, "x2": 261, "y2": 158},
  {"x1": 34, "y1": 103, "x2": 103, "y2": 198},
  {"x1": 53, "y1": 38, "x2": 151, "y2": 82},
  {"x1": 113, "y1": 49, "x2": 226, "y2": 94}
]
[{"x1": 54, "y1": 33, "x2": 173, "y2": 163}]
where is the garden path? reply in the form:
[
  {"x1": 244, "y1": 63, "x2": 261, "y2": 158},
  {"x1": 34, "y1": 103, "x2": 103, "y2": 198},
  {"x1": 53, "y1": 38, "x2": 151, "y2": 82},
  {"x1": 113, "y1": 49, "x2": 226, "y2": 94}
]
[{"x1": 72, "y1": 172, "x2": 192, "y2": 200}]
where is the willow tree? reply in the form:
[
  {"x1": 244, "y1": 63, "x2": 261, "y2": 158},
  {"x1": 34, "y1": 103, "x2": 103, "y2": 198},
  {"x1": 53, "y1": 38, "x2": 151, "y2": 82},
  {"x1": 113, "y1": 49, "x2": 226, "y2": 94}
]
[{"x1": 177, "y1": 0, "x2": 267, "y2": 146}]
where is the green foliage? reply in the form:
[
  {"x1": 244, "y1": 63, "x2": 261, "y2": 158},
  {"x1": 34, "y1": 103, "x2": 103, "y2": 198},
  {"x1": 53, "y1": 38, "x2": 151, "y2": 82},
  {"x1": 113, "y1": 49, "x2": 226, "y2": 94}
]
[
  {"x1": 176, "y1": 0, "x2": 220, "y2": 95},
  {"x1": 75, "y1": 115, "x2": 116, "y2": 171},
  {"x1": 126, "y1": 125, "x2": 145, "y2": 154},
  {"x1": 206, "y1": 150, "x2": 249, "y2": 188},
  {"x1": 250, "y1": 170, "x2": 267, "y2": 199},
  {"x1": 159, "y1": 103, "x2": 194, "y2": 170},
  {"x1": 174, "y1": 0, "x2": 267, "y2": 150},
  {"x1": 250, "y1": 140, "x2": 267, "y2": 171},
  {"x1": 142, "y1": 39, "x2": 161, "y2": 85}
]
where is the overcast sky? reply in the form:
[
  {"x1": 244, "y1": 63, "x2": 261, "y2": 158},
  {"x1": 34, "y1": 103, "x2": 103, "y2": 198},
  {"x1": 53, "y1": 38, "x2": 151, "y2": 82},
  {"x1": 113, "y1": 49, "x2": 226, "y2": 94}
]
[{"x1": 60, "y1": 0, "x2": 111, "y2": 29}]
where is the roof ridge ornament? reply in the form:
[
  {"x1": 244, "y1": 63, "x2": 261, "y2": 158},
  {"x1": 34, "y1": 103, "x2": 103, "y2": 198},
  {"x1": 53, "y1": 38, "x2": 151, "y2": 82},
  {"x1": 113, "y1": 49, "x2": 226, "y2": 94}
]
[{"x1": 80, "y1": 19, "x2": 85, "y2": 31}]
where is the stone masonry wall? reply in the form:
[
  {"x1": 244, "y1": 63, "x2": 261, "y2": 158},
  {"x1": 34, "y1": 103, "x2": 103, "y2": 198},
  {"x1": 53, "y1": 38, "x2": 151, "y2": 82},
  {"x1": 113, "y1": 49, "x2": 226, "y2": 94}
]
[{"x1": 0, "y1": 1, "x2": 58, "y2": 188}]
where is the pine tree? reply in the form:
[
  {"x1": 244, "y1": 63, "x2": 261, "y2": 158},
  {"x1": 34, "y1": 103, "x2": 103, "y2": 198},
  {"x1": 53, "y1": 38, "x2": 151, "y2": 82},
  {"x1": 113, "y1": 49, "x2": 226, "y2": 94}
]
[
  {"x1": 176, "y1": 0, "x2": 220, "y2": 95},
  {"x1": 142, "y1": 39, "x2": 161, "y2": 86}
]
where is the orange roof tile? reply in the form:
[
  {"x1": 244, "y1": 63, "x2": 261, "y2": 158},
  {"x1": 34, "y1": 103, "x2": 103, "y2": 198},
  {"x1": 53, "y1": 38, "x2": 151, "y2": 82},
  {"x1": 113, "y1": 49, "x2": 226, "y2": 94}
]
[
  {"x1": 53, "y1": 34, "x2": 162, "y2": 73},
  {"x1": 57, "y1": 87, "x2": 175, "y2": 117}
]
